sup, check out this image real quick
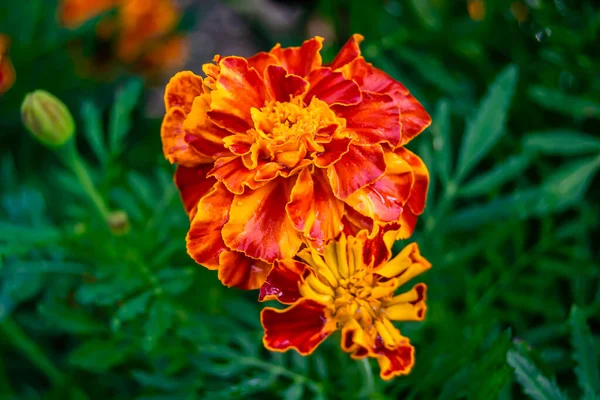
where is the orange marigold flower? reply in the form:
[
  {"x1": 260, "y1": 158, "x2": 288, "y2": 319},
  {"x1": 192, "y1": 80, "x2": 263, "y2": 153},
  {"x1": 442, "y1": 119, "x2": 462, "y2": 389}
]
[
  {"x1": 259, "y1": 230, "x2": 430, "y2": 380},
  {"x1": 59, "y1": 0, "x2": 187, "y2": 76},
  {"x1": 162, "y1": 35, "x2": 431, "y2": 289},
  {"x1": 0, "y1": 34, "x2": 16, "y2": 94}
]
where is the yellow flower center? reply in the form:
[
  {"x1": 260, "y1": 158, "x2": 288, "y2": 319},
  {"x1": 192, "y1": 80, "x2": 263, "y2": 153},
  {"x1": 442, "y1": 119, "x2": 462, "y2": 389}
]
[{"x1": 251, "y1": 97, "x2": 342, "y2": 151}]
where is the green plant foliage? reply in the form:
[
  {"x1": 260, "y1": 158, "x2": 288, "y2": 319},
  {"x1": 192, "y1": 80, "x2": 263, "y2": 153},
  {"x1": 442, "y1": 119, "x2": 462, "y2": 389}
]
[{"x1": 1, "y1": 0, "x2": 599, "y2": 399}]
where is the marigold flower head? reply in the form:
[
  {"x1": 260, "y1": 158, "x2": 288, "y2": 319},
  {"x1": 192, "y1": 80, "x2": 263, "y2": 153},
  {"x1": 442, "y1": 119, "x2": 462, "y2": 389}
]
[
  {"x1": 259, "y1": 229, "x2": 430, "y2": 380},
  {"x1": 58, "y1": 0, "x2": 187, "y2": 77},
  {"x1": 0, "y1": 34, "x2": 15, "y2": 94},
  {"x1": 162, "y1": 35, "x2": 431, "y2": 289}
]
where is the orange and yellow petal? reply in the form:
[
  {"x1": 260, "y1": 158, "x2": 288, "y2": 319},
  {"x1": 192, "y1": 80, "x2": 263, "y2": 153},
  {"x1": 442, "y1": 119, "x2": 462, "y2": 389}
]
[
  {"x1": 329, "y1": 34, "x2": 364, "y2": 70},
  {"x1": 344, "y1": 150, "x2": 413, "y2": 223},
  {"x1": 339, "y1": 56, "x2": 408, "y2": 97},
  {"x1": 259, "y1": 259, "x2": 307, "y2": 304},
  {"x1": 222, "y1": 180, "x2": 303, "y2": 262},
  {"x1": 161, "y1": 107, "x2": 213, "y2": 166},
  {"x1": 304, "y1": 68, "x2": 361, "y2": 106},
  {"x1": 286, "y1": 168, "x2": 345, "y2": 250},
  {"x1": 327, "y1": 143, "x2": 386, "y2": 199},
  {"x1": 174, "y1": 165, "x2": 217, "y2": 216},
  {"x1": 208, "y1": 156, "x2": 267, "y2": 194},
  {"x1": 207, "y1": 57, "x2": 267, "y2": 133},
  {"x1": 183, "y1": 94, "x2": 232, "y2": 158},
  {"x1": 261, "y1": 299, "x2": 334, "y2": 355},
  {"x1": 217, "y1": 251, "x2": 271, "y2": 290},
  {"x1": 264, "y1": 65, "x2": 309, "y2": 102},
  {"x1": 247, "y1": 52, "x2": 279, "y2": 76},
  {"x1": 384, "y1": 283, "x2": 428, "y2": 321},
  {"x1": 164, "y1": 71, "x2": 204, "y2": 113},
  {"x1": 269, "y1": 37, "x2": 323, "y2": 78},
  {"x1": 186, "y1": 183, "x2": 233, "y2": 269},
  {"x1": 375, "y1": 242, "x2": 431, "y2": 281},
  {"x1": 394, "y1": 91, "x2": 432, "y2": 146},
  {"x1": 397, "y1": 148, "x2": 429, "y2": 216},
  {"x1": 333, "y1": 92, "x2": 400, "y2": 147},
  {"x1": 374, "y1": 340, "x2": 415, "y2": 380}
]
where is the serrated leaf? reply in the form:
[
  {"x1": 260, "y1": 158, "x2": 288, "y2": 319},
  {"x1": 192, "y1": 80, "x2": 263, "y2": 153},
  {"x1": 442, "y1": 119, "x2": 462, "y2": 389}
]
[
  {"x1": 528, "y1": 86, "x2": 600, "y2": 119},
  {"x1": 111, "y1": 290, "x2": 154, "y2": 331},
  {"x1": 283, "y1": 381, "x2": 305, "y2": 400},
  {"x1": 38, "y1": 303, "x2": 105, "y2": 334},
  {"x1": 507, "y1": 350, "x2": 568, "y2": 400},
  {"x1": 108, "y1": 79, "x2": 143, "y2": 156},
  {"x1": 569, "y1": 306, "x2": 600, "y2": 397},
  {"x1": 75, "y1": 278, "x2": 145, "y2": 306},
  {"x1": 69, "y1": 339, "x2": 130, "y2": 373},
  {"x1": 81, "y1": 100, "x2": 107, "y2": 165},
  {"x1": 456, "y1": 65, "x2": 518, "y2": 182},
  {"x1": 448, "y1": 155, "x2": 600, "y2": 230},
  {"x1": 523, "y1": 130, "x2": 600, "y2": 156},
  {"x1": 459, "y1": 154, "x2": 531, "y2": 198},
  {"x1": 143, "y1": 299, "x2": 174, "y2": 351},
  {"x1": 430, "y1": 99, "x2": 452, "y2": 185}
]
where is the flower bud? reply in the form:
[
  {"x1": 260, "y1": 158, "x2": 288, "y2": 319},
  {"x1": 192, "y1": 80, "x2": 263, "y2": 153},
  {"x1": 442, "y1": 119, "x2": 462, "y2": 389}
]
[
  {"x1": 108, "y1": 210, "x2": 130, "y2": 235},
  {"x1": 21, "y1": 90, "x2": 75, "y2": 147}
]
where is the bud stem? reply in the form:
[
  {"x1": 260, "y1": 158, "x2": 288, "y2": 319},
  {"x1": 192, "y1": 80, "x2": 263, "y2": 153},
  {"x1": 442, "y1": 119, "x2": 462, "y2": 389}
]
[{"x1": 58, "y1": 138, "x2": 112, "y2": 225}]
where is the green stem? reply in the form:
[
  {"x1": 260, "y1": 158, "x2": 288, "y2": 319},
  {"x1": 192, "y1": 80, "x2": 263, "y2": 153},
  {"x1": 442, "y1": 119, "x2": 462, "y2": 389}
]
[
  {"x1": 358, "y1": 358, "x2": 376, "y2": 397},
  {"x1": 0, "y1": 317, "x2": 64, "y2": 385},
  {"x1": 58, "y1": 138, "x2": 111, "y2": 224}
]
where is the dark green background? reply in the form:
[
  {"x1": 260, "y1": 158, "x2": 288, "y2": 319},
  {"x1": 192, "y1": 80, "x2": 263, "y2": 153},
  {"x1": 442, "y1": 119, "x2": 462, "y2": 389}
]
[{"x1": 1, "y1": 0, "x2": 599, "y2": 399}]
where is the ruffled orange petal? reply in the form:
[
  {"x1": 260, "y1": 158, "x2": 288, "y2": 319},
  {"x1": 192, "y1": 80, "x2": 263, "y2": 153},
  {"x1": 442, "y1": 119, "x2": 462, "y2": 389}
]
[
  {"x1": 217, "y1": 251, "x2": 271, "y2": 290},
  {"x1": 333, "y1": 92, "x2": 401, "y2": 147},
  {"x1": 393, "y1": 92, "x2": 432, "y2": 146},
  {"x1": 374, "y1": 339, "x2": 415, "y2": 380},
  {"x1": 207, "y1": 57, "x2": 267, "y2": 133},
  {"x1": 313, "y1": 136, "x2": 352, "y2": 168},
  {"x1": 264, "y1": 65, "x2": 309, "y2": 102},
  {"x1": 397, "y1": 148, "x2": 429, "y2": 215},
  {"x1": 186, "y1": 183, "x2": 233, "y2": 269},
  {"x1": 247, "y1": 52, "x2": 279, "y2": 76},
  {"x1": 164, "y1": 71, "x2": 204, "y2": 113},
  {"x1": 304, "y1": 68, "x2": 361, "y2": 106},
  {"x1": 222, "y1": 180, "x2": 303, "y2": 262},
  {"x1": 330, "y1": 34, "x2": 364, "y2": 70},
  {"x1": 174, "y1": 165, "x2": 217, "y2": 217},
  {"x1": 327, "y1": 144, "x2": 386, "y2": 200},
  {"x1": 286, "y1": 168, "x2": 345, "y2": 249},
  {"x1": 269, "y1": 37, "x2": 324, "y2": 77},
  {"x1": 161, "y1": 107, "x2": 213, "y2": 166},
  {"x1": 261, "y1": 299, "x2": 334, "y2": 355},
  {"x1": 396, "y1": 208, "x2": 418, "y2": 240},
  {"x1": 259, "y1": 259, "x2": 307, "y2": 304},
  {"x1": 339, "y1": 57, "x2": 409, "y2": 96},
  {"x1": 344, "y1": 150, "x2": 413, "y2": 223},
  {"x1": 208, "y1": 156, "x2": 267, "y2": 195},
  {"x1": 183, "y1": 94, "x2": 233, "y2": 158}
]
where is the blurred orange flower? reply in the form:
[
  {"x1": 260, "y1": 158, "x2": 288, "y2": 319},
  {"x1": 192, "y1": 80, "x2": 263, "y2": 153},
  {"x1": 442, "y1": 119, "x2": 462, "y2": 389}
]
[
  {"x1": 59, "y1": 0, "x2": 187, "y2": 76},
  {"x1": 0, "y1": 35, "x2": 15, "y2": 94},
  {"x1": 162, "y1": 35, "x2": 430, "y2": 289},
  {"x1": 260, "y1": 230, "x2": 430, "y2": 379}
]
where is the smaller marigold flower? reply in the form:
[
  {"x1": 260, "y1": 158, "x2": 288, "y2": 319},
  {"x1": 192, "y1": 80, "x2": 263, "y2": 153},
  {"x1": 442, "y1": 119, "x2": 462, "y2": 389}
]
[
  {"x1": 59, "y1": 0, "x2": 188, "y2": 77},
  {"x1": 0, "y1": 34, "x2": 15, "y2": 94},
  {"x1": 259, "y1": 230, "x2": 430, "y2": 380},
  {"x1": 21, "y1": 90, "x2": 75, "y2": 147}
]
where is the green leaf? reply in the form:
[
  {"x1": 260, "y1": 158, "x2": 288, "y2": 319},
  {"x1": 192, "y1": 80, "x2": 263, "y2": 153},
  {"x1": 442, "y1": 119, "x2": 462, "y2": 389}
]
[
  {"x1": 283, "y1": 381, "x2": 305, "y2": 400},
  {"x1": 38, "y1": 303, "x2": 105, "y2": 334},
  {"x1": 569, "y1": 306, "x2": 600, "y2": 397},
  {"x1": 157, "y1": 267, "x2": 195, "y2": 296},
  {"x1": 143, "y1": 299, "x2": 174, "y2": 351},
  {"x1": 528, "y1": 86, "x2": 600, "y2": 119},
  {"x1": 111, "y1": 290, "x2": 154, "y2": 331},
  {"x1": 69, "y1": 339, "x2": 130, "y2": 373},
  {"x1": 75, "y1": 278, "x2": 145, "y2": 306},
  {"x1": 108, "y1": 79, "x2": 143, "y2": 156},
  {"x1": 448, "y1": 155, "x2": 600, "y2": 230},
  {"x1": 455, "y1": 65, "x2": 518, "y2": 182},
  {"x1": 80, "y1": 101, "x2": 108, "y2": 165},
  {"x1": 459, "y1": 154, "x2": 531, "y2": 198},
  {"x1": 430, "y1": 99, "x2": 453, "y2": 185},
  {"x1": 507, "y1": 349, "x2": 568, "y2": 400},
  {"x1": 394, "y1": 49, "x2": 465, "y2": 95},
  {"x1": 523, "y1": 130, "x2": 600, "y2": 156}
]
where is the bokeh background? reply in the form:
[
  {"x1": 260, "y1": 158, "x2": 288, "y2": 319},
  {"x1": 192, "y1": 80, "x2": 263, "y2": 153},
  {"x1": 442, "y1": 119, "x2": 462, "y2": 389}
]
[{"x1": 1, "y1": 0, "x2": 599, "y2": 399}]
